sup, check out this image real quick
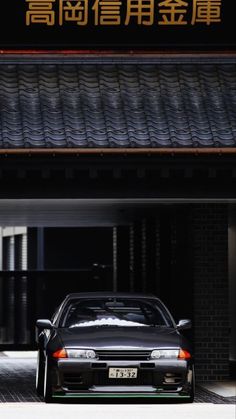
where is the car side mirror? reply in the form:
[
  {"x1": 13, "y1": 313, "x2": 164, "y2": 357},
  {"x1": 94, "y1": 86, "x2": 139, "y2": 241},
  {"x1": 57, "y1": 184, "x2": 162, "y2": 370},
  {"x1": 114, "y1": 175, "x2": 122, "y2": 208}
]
[
  {"x1": 176, "y1": 319, "x2": 192, "y2": 330},
  {"x1": 36, "y1": 319, "x2": 53, "y2": 330}
]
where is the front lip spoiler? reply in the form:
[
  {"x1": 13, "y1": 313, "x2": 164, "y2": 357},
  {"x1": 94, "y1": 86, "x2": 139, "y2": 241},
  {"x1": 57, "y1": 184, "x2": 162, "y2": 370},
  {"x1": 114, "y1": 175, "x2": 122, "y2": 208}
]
[
  {"x1": 52, "y1": 386, "x2": 189, "y2": 399},
  {"x1": 53, "y1": 393, "x2": 190, "y2": 399}
]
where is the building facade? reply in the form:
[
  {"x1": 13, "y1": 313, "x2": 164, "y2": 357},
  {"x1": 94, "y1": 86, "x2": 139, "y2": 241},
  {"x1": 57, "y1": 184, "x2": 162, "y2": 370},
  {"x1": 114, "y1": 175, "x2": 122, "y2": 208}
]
[{"x1": 0, "y1": 1, "x2": 235, "y2": 383}]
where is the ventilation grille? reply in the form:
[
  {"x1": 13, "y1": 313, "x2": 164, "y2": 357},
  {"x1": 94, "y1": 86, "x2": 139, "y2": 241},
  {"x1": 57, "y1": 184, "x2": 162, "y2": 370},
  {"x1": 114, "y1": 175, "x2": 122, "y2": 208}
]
[{"x1": 96, "y1": 350, "x2": 151, "y2": 360}]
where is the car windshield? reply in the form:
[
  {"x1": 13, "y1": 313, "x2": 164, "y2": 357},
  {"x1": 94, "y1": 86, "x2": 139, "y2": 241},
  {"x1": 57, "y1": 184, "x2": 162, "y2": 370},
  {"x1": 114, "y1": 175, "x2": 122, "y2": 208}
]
[{"x1": 60, "y1": 298, "x2": 173, "y2": 328}]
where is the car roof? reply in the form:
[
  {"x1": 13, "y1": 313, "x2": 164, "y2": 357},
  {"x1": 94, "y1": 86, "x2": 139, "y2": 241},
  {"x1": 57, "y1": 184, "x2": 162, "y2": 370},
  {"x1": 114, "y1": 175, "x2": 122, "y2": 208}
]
[{"x1": 63, "y1": 292, "x2": 159, "y2": 301}]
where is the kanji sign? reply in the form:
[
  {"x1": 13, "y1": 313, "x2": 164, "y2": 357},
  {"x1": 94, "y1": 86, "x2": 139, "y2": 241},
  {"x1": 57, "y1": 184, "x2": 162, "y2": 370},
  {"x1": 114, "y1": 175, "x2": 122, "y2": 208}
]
[
  {"x1": 25, "y1": 0, "x2": 222, "y2": 27},
  {"x1": 0, "y1": 0, "x2": 235, "y2": 50}
]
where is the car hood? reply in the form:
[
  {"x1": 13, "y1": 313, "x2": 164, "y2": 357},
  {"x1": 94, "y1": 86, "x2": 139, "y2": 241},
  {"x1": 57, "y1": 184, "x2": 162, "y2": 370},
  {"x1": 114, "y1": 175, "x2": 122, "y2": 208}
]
[{"x1": 56, "y1": 326, "x2": 181, "y2": 349}]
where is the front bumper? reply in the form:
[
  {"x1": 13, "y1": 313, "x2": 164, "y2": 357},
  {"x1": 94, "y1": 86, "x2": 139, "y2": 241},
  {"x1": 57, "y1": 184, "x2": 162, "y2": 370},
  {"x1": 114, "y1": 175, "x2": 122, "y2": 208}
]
[{"x1": 50, "y1": 359, "x2": 193, "y2": 399}]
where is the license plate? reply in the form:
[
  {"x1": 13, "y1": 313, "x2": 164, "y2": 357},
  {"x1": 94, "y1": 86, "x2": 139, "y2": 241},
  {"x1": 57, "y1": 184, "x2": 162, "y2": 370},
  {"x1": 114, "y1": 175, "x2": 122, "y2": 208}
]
[{"x1": 109, "y1": 368, "x2": 138, "y2": 379}]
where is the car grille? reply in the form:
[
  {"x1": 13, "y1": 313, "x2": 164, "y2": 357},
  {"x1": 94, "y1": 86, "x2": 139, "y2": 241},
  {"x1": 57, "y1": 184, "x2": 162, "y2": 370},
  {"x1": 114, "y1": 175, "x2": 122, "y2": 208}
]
[{"x1": 96, "y1": 350, "x2": 151, "y2": 360}]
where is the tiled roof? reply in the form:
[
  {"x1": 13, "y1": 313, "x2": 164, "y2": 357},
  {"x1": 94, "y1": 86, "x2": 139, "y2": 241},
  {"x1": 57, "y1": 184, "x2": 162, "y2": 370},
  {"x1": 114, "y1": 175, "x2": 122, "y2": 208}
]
[{"x1": 0, "y1": 63, "x2": 236, "y2": 148}]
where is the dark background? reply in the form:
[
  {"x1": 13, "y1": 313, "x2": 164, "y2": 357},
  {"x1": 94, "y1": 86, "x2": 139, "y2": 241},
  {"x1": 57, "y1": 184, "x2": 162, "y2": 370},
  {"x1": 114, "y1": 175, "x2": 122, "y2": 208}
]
[{"x1": 1, "y1": 0, "x2": 236, "y2": 50}]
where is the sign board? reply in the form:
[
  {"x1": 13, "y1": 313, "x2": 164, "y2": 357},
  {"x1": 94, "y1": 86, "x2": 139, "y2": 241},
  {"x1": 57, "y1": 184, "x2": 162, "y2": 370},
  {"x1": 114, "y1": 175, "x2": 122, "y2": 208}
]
[{"x1": 0, "y1": 0, "x2": 235, "y2": 50}]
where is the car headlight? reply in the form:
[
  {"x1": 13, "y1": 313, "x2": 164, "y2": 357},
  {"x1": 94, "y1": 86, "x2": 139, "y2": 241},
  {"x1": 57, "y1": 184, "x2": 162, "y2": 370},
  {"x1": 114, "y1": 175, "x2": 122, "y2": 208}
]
[
  {"x1": 151, "y1": 349, "x2": 179, "y2": 359},
  {"x1": 52, "y1": 348, "x2": 97, "y2": 359},
  {"x1": 66, "y1": 349, "x2": 96, "y2": 359}
]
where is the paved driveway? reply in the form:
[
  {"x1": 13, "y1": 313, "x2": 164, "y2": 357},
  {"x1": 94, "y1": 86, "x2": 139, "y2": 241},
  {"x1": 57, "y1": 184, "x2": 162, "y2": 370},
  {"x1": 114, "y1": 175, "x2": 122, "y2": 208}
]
[{"x1": 0, "y1": 403, "x2": 235, "y2": 419}]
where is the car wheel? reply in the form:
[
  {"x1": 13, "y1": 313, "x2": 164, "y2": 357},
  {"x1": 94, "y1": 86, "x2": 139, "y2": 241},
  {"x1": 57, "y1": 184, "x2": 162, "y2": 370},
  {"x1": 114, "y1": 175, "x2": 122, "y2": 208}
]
[
  {"x1": 36, "y1": 350, "x2": 45, "y2": 396},
  {"x1": 43, "y1": 356, "x2": 53, "y2": 403},
  {"x1": 186, "y1": 366, "x2": 195, "y2": 403}
]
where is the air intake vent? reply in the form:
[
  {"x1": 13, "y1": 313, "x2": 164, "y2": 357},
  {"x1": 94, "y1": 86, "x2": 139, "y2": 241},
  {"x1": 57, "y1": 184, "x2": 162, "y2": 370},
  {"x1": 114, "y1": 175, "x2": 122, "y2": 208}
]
[
  {"x1": 163, "y1": 373, "x2": 183, "y2": 385},
  {"x1": 63, "y1": 373, "x2": 86, "y2": 390}
]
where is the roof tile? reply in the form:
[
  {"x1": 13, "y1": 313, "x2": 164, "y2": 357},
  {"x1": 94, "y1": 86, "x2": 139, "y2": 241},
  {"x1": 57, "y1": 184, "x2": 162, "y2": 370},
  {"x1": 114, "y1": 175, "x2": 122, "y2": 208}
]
[{"x1": 0, "y1": 63, "x2": 236, "y2": 148}]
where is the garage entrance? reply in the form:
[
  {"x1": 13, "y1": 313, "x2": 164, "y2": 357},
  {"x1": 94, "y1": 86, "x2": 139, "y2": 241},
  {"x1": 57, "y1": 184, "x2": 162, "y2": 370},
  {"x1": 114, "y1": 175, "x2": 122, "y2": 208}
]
[{"x1": 0, "y1": 197, "x2": 234, "y2": 382}]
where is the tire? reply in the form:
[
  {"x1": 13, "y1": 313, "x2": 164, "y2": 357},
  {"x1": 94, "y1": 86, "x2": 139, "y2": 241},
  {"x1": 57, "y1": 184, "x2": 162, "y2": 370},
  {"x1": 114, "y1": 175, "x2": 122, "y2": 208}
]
[
  {"x1": 36, "y1": 350, "x2": 45, "y2": 396},
  {"x1": 185, "y1": 366, "x2": 195, "y2": 403},
  {"x1": 43, "y1": 356, "x2": 53, "y2": 403}
]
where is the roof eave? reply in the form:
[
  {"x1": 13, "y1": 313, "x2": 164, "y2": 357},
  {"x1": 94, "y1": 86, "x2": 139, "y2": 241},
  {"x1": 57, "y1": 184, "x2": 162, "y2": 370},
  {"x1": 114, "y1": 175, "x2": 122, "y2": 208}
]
[
  {"x1": 1, "y1": 50, "x2": 236, "y2": 64},
  {"x1": 1, "y1": 148, "x2": 236, "y2": 156}
]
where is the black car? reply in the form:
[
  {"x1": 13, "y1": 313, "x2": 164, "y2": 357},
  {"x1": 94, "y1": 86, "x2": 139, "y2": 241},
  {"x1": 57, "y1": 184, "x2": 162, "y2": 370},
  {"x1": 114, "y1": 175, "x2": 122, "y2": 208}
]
[{"x1": 35, "y1": 292, "x2": 195, "y2": 403}]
